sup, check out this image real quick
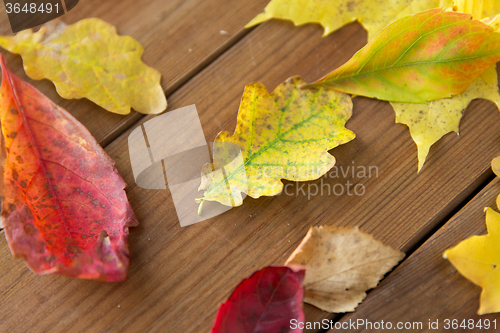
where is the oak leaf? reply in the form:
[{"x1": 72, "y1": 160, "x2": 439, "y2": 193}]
[
  {"x1": 0, "y1": 19, "x2": 166, "y2": 115},
  {"x1": 247, "y1": 0, "x2": 453, "y2": 40},
  {"x1": 197, "y1": 76, "x2": 355, "y2": 212},
  {"x1": 286, "y1": 226, "x2": 405, "y2": 313},
  {"x1": 444, "y1": 208, "x2": 500, "y2": 315},
  {"x1": 211, "y1": 266, "x2": 305, "y2": 333},
  {"x1": 304, "y1": 9, "x2": 500, "y2": 103},
  {"x1": 0, "y1": 56, "x2": 138, "y2": 281}
]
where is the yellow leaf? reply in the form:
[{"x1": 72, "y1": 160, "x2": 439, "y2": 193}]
[
  {"x1": 444, "y1": 208, "x2": 500, "y2": 315},
  {"x1": 491, "y1": 156, "x2": 500, "y2": 210},
  {"x1": 0, "y1": 19, "x2": 166, "y2": 115},
  {"x1": 392, "y1": 65, "x2": 500, "y2": 172},
  {"x1": 451, "y1": 0, "x2": 500, "y2": 19},
  {"x1": 197, "y1": 77, "x2": 355, "y2": 212},
  {"x1": 246, "y1": 0, "x2": 453, "y2": 39},
  {"x1": 482, "y1": 14, "x2": 500, "y2": 32},
  {"x1": 285, "y1": 226, "x2": 405, "y2": 313},
  {"x1": 389, "y1": 3, "x2": 500, "y2": 172}
]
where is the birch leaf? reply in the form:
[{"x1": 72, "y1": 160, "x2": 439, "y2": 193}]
[
  {"x1": 0, "y1": 19, "x2": 166, "y2": 115},
  {"x1": 285, "y1": 226, "x2": 405, "y2": 313},
  {"x1": 393, "y1": 65, "x2": 500, "y2": 172},
  {"x1": 444, "y1": 208, "x2": 500, "y2": 315},
  {"x1": 247, "y1": 0, "x2": 453, "y2": 40},
  {"x1": 197, "y1": 76, "x2": 355, "y2": 212},
  {"x1": 304, "y1": 9, "x2": 500, "y2": 103}
]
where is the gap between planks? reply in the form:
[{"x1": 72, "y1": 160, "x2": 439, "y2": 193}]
[
  {"x1": 3, "y1": 11, "x2": 500, "y2": 333},
  {"x1": 326, "y1": 178, "x2": 500, "y2": 332},
  {"x1": 309, "y1": 171, "x2": 497, "y2": 333}
]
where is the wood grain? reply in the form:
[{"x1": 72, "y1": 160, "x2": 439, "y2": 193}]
[
  {"x1": 2, "y1": 7, "x2": 500, "y2": 333},
  {"x1": 328, "y1": 179, "x2": 500, "y2": 333},
  {"x1": 0, "y1": 0, "x2": 270, "y2": 145}
]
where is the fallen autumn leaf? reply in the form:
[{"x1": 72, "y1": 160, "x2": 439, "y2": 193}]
[
  {"x1": 0, "y1": 18, "x2": 167, "y2": 115},
  {"x1": 211, "y1": 266, "x2": 305, "y2": 333},
  {"x1": 0, "y1": 56, "x2": 138, "y2": 282},
  {"x1": 444, "y1": 208, "x2": 500, "y2": 315},
  {"x1": 286, "y1": 226, "x2": 405, "y2": 313}
]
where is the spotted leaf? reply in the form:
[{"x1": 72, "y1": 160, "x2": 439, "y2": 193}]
[
  {"x1": 197, "y1": 76, "x2": 355, "y2": 212},
  {"x1": 0, "y1": 56, "x2": 138, "y2": 281},
  {"x1": 304, "y1": 9, "x2": 500, "y2": 104},
  {"x1": 0, "y1": 19, "x2": 166, "y2": 115}
]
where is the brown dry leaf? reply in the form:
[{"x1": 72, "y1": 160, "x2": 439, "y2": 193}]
[{"x1": 286, "y1": 226, "x2": 405, "y2": 312}]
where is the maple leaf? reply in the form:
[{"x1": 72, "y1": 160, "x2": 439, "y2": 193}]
[
  {"x1": 211, "y1": 266, "x2": 305, "y2": 333},
  {"x1": 247, "y1": 0, "x2": 454, "y2": 40},
  {"x1": 444, "y1": 208, "x2": 500, "y2": 315},
  {"x1": 0, "y1": 56, "x2": 138, "y2": 281},
  {"x1": 303, "y1": 9, "x2": 500, "y2": 104},
  {"x1": 196, "y1": 76, "x2": 355, "y2": 212},
  {"x1": 392, "y1": 65, "x2": 500, "y2": 172},
  {"x1": 285, "y1": 226, "x2": 405, "y2": 313},
  {"x1": 0, "y1": 19, "x2": 166, "y2": 115},
  {"x1": 387, "y1": 4, "x2": 500, "y2": 171}
]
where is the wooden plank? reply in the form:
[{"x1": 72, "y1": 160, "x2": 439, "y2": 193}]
[
  {"x1": 327, "y1": 179, "x2": 500, "y2": 333},
  {"x1": 2, "y1": 17, "x2": 500, "y2": 333},
  {"x1": 0, "y1": 0, "x2": 269, "y2": 145}
]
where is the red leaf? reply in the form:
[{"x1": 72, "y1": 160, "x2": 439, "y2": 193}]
[
  {"x1": 0, "y1": 56, "x2": 138, "y2": 282},
  {"x1": 211, "y1": 266, "x2": 305, "y2": 333}
]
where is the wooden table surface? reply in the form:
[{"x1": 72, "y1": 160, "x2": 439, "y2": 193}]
[{"x1": 1, "y1": 1, "x2": 500, "y2": 332}]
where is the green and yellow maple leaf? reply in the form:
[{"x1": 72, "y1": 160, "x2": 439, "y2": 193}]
[
  {"x1": 196, "y1": 76, "x2": 355, "y2": 212},
  {"x1": 303, "y1": 9, "x2": 500, "y2": 104},
  {"x1": 249, "y1": 1, "x2": 500, "y2": 171},
  {"x1": 0, "y1": 19, "x2": 166, "y2": 115},
  {"x1": 393, "y1": 65, "x2": 500, "y2": 172},
  {"x1": 444, "y1": 208, "x2": 500, "y2": 315},
  {"x1": 247, "y1": 0, "x2": 453, "y2": 39}
]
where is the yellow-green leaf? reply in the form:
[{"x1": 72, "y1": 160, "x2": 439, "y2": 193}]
[
  {"x1": 197, "y1": 76, "x2": 355, "y2": 212},
  {"x1": 392, "y1": 65, "x2": 500, "y2": 172},
  {"x1": 246, "y1": 0, "x2": 453, "y2": 39},
  {"x1": 0, "y1": 19, "x2": 166, "y2": 115},
  {"x1": 444, "y1": 208, "x2": 500, "y2": 315},
  {"x1": 389, "y1": 2, "x2": 500, "y2": 172},
  {"x1": 304, "y1": 9, "x2": 500, "y2": 104}
]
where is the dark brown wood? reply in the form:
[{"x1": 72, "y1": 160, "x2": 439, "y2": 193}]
[
  {"x1": 328, "y1": 179, "x2": 500, "y2": 333},
  {"x1": 2, "y1": 3, "x2": 500, "y2": 333}
]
